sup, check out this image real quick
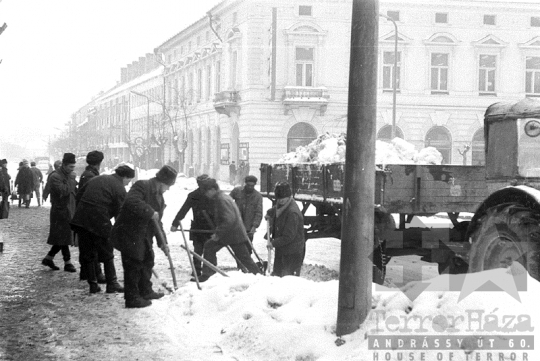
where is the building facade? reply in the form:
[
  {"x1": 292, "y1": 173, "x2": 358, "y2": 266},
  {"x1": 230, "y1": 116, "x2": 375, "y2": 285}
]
[{"x1": 70, "y1": 0, "x2": 540, "y2": 179}]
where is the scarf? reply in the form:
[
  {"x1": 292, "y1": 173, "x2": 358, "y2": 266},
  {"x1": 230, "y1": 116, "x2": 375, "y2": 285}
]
[{"x1": 275, "y1": 196, "x2": 293, "y2": 219}]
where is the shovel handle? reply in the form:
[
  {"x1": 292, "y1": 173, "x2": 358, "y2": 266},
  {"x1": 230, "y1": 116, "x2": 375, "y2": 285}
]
[{"x1": 152, "y1": 218, "x2": 178, "y2": 289}]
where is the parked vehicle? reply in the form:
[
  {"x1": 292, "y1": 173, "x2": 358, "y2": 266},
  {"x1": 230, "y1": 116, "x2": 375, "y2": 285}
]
[{"x1": 260, "y1": 98, "x2": 540, "y2": 284}]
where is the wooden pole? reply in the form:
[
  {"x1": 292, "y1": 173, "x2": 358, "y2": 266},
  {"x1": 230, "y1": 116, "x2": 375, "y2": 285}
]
[{"x1": 336, "y1": 0, "x2": 379, "y2": 337}]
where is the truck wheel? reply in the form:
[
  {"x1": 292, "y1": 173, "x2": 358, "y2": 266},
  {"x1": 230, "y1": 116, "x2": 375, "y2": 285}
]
[{"x1": 468, "y1": 203, "x2": 540, "y2": 281}]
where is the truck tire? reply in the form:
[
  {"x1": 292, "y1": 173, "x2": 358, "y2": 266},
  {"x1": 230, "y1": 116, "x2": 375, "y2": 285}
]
[{"x1": 468, "y1": 203, "x2": 540, "y2": 281}]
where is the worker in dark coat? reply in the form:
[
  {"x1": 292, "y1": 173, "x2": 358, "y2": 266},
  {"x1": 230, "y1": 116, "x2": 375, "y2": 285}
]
[
  {"x1": 111, "y1": 165, "x2": 177, "y2": 308},
  {"x1": 29, "y1": 161, "x2": 44, "y2": 206},
  {"x1": 266, "y1": 182, "x2": 306, "y2": 277},
  {"x1": 197, "y1": 178, "x2": 261, "y2": 282},
  {"x1": 43, "y1": 160, "x2": 61, "y2": 203},
  {"x1": 170, "y1": 174, "x2": 215, "y2": 277},
  {"x1": 14, "y1": 159, "x2": 34, "y2": 208},
  {"x1": 41, "y1": 153, "x2": 78, "y2": 273},
  {"x1": 0, "y1": 159, "x2": 10, "y2": 202},
  {"x1": 230, "y1": 174, "x2": 263, "y2": 248},
  {"x1": 76, "y1": 150, "x2": 106, "y2": 283},
  {"x1": 71, "y1": 164, "x2": 135, "y2": 294}
]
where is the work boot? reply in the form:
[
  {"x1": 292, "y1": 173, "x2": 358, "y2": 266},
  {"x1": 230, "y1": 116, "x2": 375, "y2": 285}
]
[
  {"x1": 42, "y1": 258, "x2": 60, "y2": 270},
  {"x1": 96, "y1": 263, "x2": 106, "y2": 284},
  {"x1": 104, "y1": 259, "x2": 124, "y2": 293},
  {"x1": 86, "y1": 262, "x2": 101, "y2": 293},
  {"x1": 142, "y1": 291, "x2": 164, "y2": 300},
  {"x1": 64, "y1": 263, "x2": 76, "y2": 273},
  {"x1": 125, "y1": 298, "x2": 152, "y2": 308},
  {"x1": 191, "y1": 274, "x2": 210, "y2": 283}
]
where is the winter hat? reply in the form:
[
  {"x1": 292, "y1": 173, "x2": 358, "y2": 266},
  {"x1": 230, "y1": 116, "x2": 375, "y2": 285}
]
[
  {"x1": 274, "y1": 182, "x2": 292, "y2": 199},
  {"x1": 155, "y1": 165, "x2": 178, "y2": 186},
  {"x1": 0, "y1": 159, "x2": 7, "y2": 165},
  {"x1": 31, "y1": 161, "x2": 36, "y2": 166},
  {"x1": 200, "y1": 177, "x2": 219, "y2": 191},
  {"x1": 196, "y1": 174, "x2": 209, "y2": 186},
  {"x1": 22, "y1": 159, "x2": 29, "y2": 167},
  {"x1": 86, "y1": 150, "x2": 104, "y2": 166},
  {"x1": 244, "y1": 175, "x2": 258, "y2": 184},
  {"x1": 115, "y1": 164, "x2": 135, "y2": 178},
  {"x1": 62, "y1": 153, "x2": 76, "y2": 165}
]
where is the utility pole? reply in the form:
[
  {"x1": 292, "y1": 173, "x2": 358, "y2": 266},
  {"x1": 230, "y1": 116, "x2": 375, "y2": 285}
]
[{"x1": 336, "y1": 0, "x2": 379, "y2": 337}]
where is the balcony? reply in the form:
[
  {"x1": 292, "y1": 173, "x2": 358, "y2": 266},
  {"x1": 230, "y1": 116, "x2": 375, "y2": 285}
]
[
  {"x1": 282, "y1": 86, "x2": 329, "y2": 115},
  {"x1": 213, "y1": 90, "x2": 241, "y2": 117}
]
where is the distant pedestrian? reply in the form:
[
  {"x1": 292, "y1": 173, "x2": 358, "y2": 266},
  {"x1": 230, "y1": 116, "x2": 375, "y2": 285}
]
[
  {"x1": 42, "y1": 160, "x2": 61, "y2": 203},
  {"x1": 0, "y1": 159, "x2": 10, "y2": 218},
  {"x1": 71, "y1": 164, "x2": 135, "y2": 294},
  {"x1": 41, "y1": 153, "x2": 78, "y2": 273},
  {"x1": 197, "y1": 178, "x2": 261, "y2": 283},
  {"x1": 76, "y1": 150, "x2": 105, "y2": 283},
  {"x1": 111, "y1": 165, "x2": 177, "y2": 308},
  {"x1": 170, "y1": 174, "x2": 215, "y2": 277},
  {"x1": 30, "y1": 161, "x2": 44, "y2": 206},
  {"x1": 229, "y1": 161, "x2": 237, "y2": 186},
  {"x1": 230, "y1": 175, "x2": 263, "y2": 249},
  {"x1": 14, "y1": 159, "x2": 34, "y2": 208},
  {"x1": 265, "y1": 182, "x2": 305, "y2": 277}
]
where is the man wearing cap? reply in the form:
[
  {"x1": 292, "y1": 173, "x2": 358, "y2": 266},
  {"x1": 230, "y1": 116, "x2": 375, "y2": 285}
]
[
  {"x1": 197, "y1": 178, "x2": 261, "y2": 282},
  {"x1": 76, "y1": 150, "x2": 105, "y2": 283},
  {"x1": 71, "y1": 164, "x2": 135, "y2": 294},
  {"x1": 265, "y1": 182, "x2": 305, "y2": 277},
  {"x1": 14, "y1": 159, "x2": 34, "y2": 208},
  {"x1": 41, "y1": 153, "x2": 78, "y2": 273},
  {"x1": 230, "y1": 175, "x2": 263, "y2": 251},
  {"x1": 170, "y1": 174, "x2": 215, "y2": 277},
  {"x1": 29, "y1": 161, "x2": 44, "y2": 206},
  {"x1": 111, "y1": 165, "x2": 177, "y2": 308}
]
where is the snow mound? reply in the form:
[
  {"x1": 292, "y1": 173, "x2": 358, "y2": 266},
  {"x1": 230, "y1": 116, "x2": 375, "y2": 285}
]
[{"x1": 277, "y1": 133, "x2": 443, "y2": 165}]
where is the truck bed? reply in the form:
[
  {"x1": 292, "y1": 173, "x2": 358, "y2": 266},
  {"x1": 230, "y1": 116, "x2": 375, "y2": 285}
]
[{"x1": 260, "y1": 163, "x2": 488, "y2": 215}]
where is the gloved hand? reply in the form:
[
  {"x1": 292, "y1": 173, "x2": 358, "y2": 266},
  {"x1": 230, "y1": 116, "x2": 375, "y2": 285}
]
[
  {"x1": 160, "y1": 243, "x2": 169, "y2": 255},
  {"x1": 264, "y1": 208, "x2": 275, "y2": 220},
  {"x1": 170, "y1": 225, "x2": 178, "y2": 232}
]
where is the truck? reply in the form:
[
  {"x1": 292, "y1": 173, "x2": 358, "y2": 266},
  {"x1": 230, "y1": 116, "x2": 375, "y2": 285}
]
[{"x1": 260, "y1": 98, "x2": 540, "y2": 285}]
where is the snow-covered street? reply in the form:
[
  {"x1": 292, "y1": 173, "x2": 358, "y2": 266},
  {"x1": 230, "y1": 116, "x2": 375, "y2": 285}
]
[{"x1": 1, "y1": 173, "x2": 538, "y2": 360}]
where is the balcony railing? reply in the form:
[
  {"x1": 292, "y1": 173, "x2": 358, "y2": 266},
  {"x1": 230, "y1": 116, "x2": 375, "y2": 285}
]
[
  {"x1": 213, "y1": 90, "x2": 241, "y2": 116},
  {"x1": 282, "y1": 86, "x2": 329, "y2": 115}
]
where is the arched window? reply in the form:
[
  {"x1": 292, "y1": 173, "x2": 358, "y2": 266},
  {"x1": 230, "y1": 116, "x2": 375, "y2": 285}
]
[
  {"x1": 471, "y1": 128, "x2": 485, "y2": 166},
  {"x1": 425, "y1": 126, "x2": 452, "y2": 164},
  {"x1": 287, "y1": 122, "x2": 317, "y2": 152},
  {"x1": 377, "y1": 125, "x2": 404, "y2": 142}
]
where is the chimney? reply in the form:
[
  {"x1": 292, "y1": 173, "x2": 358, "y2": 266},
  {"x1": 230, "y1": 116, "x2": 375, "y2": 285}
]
[
  {"x1": 146, "y1": 53, "x2": 156, "y2": 71},
  {"x1": 120, "y1": 67, "x2": 128, "y2": 83},
  {"x1": 138, "y1": 56, "x2": 146, "y2": 75}
]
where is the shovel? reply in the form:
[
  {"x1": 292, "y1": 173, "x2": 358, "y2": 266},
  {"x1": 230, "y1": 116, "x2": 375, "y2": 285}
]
[
  {"x1": 152, "y1": 269, "x2": 174, "y2": 293},
  {"x1": 178, "y1": 222, "x2": 201, "y2": 290},
  {"x1": 266, "y1": 219, "x2": 273, "y2": 276},
  {"x1": 151, "y1": 218, "x2": 178, "y2": 290},
  {"x1": 246, "y1": 234, "x2": 268, "y2": 274}
]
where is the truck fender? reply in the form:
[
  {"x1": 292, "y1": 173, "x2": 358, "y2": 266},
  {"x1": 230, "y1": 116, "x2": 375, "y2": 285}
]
[{"x1": 466, "y1": 185, "x2": 540, "y2": 241}]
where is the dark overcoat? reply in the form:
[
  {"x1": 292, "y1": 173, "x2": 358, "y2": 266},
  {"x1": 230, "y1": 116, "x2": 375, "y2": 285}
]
[
  {"x1": 230, "y1": 186, "x2": 263, "y2": 232},
  {"x1": 78, "y1": 166, "x2": 99, "y2": 190},
  {"x1": 15, "y1": 166, "x2": 34, "y2": 194},
  {"x1": 46, "y1": 167, "x2": 77, "y2": 246},
  {"x1": 171, "y1": 188, "x2": 215, "y2": 239},
  {"x1": 111, "y1": 178, "x2": 165, "y2": 261},
  {"x1": 0, "y1": 168, "x2": 10, "y2": 195},
  {"x1": 213, "y1": 191, "x2": 250, "y2": 246},
  {"x1": 269, "y1": 200, "x2": 305, "y2": 255},
  {"x1": 70, "y1": 174, "x2": 126, "y2": 239}
]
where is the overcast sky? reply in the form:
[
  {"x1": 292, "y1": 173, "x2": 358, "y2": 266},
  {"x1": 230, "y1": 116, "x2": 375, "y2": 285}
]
[{"x1": 0, "y1": 0, "x2": 222, "y2": 155}]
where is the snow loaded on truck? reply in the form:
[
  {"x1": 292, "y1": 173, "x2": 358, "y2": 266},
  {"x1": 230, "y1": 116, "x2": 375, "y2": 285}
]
[{"x1": 260, "y1": 98, "x2": 540, "y2": 285}]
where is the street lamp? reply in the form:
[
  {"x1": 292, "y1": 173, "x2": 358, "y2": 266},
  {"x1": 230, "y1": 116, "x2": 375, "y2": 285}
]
[
  {"x1": 379, "y1": 13, "x2": 398, "y2": 139},
  {"x1": 130, "y1": 91, "x2": 152, "y2": 169}
]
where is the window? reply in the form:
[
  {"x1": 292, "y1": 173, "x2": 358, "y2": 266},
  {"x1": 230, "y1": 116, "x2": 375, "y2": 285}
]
[
  {"x1": 188, "y1": 72, "x2": 194, "y2": 104},
  {"x1": 188, "y1": 41, "x2": 192, "y2": 51},
  {"x1": 430, "y1": 53, "x2": 449, "y2": 94},
  {"x1": 526, "y1": 56, "x2": 540, "y2": 96},
  {"x1": 425, "y1": 126, "x2": 452, "y2": 164},
  {"x1": 197, "y1": 36, "x2": 201, "y2": 46},
  {"x1": 181, "y1": 45, "x2": 184, "y2": 55},
  {"x1": 483, "y1": 15, "x2": 496, "y2": 25},
  {"x1": 197, "y1": 69, "x2": 202, "y2": 102},
  {"x1": 295, "y1": 47, "x2": 314, "y2": 86},
  {"x1": 167, "y1": 54, "x2": 172, "y2": 63},
  {"x1": 206, "y1": 65, "x2": 212, "y2": 100},
  {"x1": 471, "y1": 129, "x2": 485, "y2": 166},
  {"x1": 382, "y1": 51, "x2": 401, "y2": 92},
  {"x1": 232, "y1": 12, "x2": 238, "y2": 24},
  {"x1": 387, "y1": 10, "x2": 399, "y2": 22},
  {"x1": 479, "y1": 55, "x2": 496, "y2": 95},
  {"x1": 206, "y1": 31, "x2": 210, "y2": 42},
  {"x1": 435, "y1": 13, "x2": 448, "y2": 24},
  {"x1": 377, "y1": 125, "x2": 404, "y2": 142},
  {"x1": 181, "y1": 75, "x2": 185, "y2": 100},
  {"x1": 299, "y1": 6, "x2": 312, "y2": 16},
  {"x1": 215, "y1": 60, "x2": 221, "y2": 93},
  {"x1": 287, "y1": 122, "x2": 317, "y2": 152},
  {"x1": 531, "y1": 17, "x2": 540, "y2": 27}
]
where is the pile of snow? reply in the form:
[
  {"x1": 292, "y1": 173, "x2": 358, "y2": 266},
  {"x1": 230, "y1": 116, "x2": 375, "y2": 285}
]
[
  {"x1": 277, "y1": 133, "x2": 443, "y2": 165},
  {"x1": 156, "y1": 265, "x2": 539, "y2": 361}
]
